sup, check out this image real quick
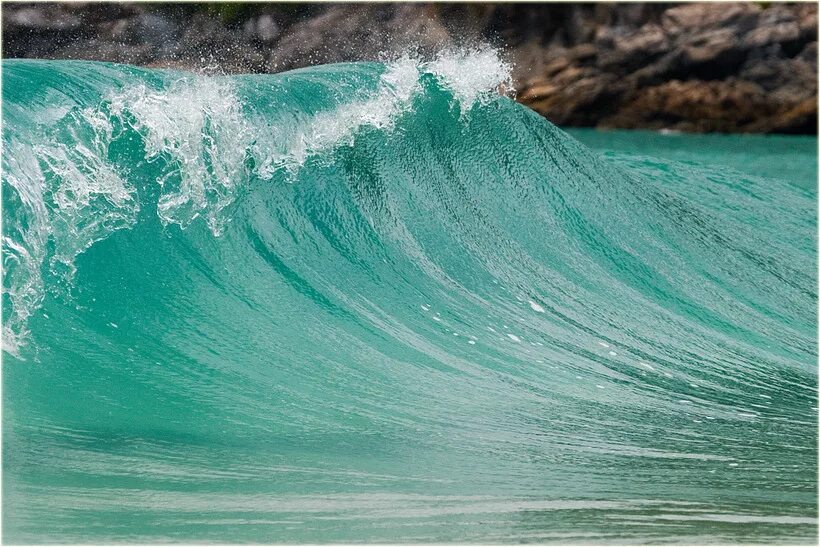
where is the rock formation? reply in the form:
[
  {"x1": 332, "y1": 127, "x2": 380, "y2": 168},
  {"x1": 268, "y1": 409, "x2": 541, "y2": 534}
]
[{"x1": 2, "y1": 2, "x2": 816, "y2": 133}]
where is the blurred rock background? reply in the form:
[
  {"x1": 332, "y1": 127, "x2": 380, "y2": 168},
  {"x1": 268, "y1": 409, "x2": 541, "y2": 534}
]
[{"x1": 2, "y1": 2, "x2": 817, "y2": 133}]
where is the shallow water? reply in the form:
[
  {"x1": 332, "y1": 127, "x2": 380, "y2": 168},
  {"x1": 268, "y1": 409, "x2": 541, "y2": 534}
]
[{"x1": 2, "y1": 53, "x2": 817, "y2": 543}]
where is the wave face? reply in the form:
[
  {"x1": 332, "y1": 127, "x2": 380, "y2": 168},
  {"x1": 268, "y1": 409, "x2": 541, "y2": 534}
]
[{"x1": 2, "y1": 53, "x2": 817, "y2": 543}]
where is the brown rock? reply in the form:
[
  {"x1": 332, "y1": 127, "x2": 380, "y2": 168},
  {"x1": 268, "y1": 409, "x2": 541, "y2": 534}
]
[
  {"x1": 517, "y1": 80, "x2": 559, "y2": 102},
  {"x1": 741, "y1": 56, "x2": 817, "y2": 94},
  {"x1": 518, "y1": 69, "x2": 624, "y2": 126},
  {"x1": 766, "y1": 97, "x2": 818, "y2": 134},
  {"x1": 683, "y1": 29, "x2": 741, "y2": 65},
  {"x1": 599, "y1": 78, "x2": 816, "y2": 133},
  {"x1": 542, "y1": 56, "x2": 571, "y2": 78},
  {"x1": 743, "y1": 6, "x2": 801, "y2": 49},
  {"x1": 797, "y1": 3, "x2": 819, "y2": 41},
  {"x1": 598, "y1": 23, "x2": 670, "y2": 73},
  {"x1": 662, "y1": 3, "x2": 760, "y2": 35},
  {"x1": 798, "y1": 41, "x2": 818, "y2": 64},
  {"x1": 566, "y1": 43, "x2": 598, "y2": 62}
]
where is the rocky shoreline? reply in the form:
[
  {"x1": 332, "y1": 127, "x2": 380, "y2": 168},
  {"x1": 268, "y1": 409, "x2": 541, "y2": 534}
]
[{"x1": 3, "y1": 2, "x2": 817, "y2": 134}]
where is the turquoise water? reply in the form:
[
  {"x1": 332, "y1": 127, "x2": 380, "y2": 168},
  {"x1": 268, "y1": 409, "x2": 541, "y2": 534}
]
[
  {"x1": 2, "y1": 55, "x2": 817, "y2": 543},
  {"x1": 569, "y1": 129, "x2": 818, "y2": 192}
]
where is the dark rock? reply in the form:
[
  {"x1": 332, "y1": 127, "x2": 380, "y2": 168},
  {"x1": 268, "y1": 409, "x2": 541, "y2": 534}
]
[
  {"x1": 627, "y1": 50, "x2": 686, "y2": 87},
  {"x1": 519, "y1": 68, "x2": 626, "y2": 126},
  {"x1": 743, "y1": 5, "x2": 806, "y2": 57},
  {"x1": 598, "y1": 24, "x2": 670, "y2": 74},
  {"x1": 797, "y1": 3, "x2": 819, "y2": 43},
  {"x1": 592, "y1": 3, "x2": 670, "y2": 38},
  {"x1": 563, "y1": 5, "x2": 598, "y2": 45},
  {"x1": 101, "y1": 13, "x2": 179, "y2": 44},
  {"x1": 678, "y1": 28, "x2": 749, "y2": 79},
  {"x1": 741, "y1": 55, "x2": 816, "y2": 94},
  {"x1": 763, "y1": 97, "x2": 817, "y2": 134},
  {"x1": 746, "y1": 7, "x2": 797, "y2": 42},
  {"x1": 135, "y1": 13, "x2": 179, "y2": 43},
  {"x1": 797, "y1": 41, "x2": 818, "y2": 64},
  {"x1": 597, "y1": 76, "x2": 816, "y2": 134},
  {"x1": 519, "y1": 0, "x2": 818, "y2": 136},
  {"x1": 600, "y1": 79, "x2": 773, "y2": 132},
  {"x1": 566, "y1": 43, "x2": 598, "y2": 64}
]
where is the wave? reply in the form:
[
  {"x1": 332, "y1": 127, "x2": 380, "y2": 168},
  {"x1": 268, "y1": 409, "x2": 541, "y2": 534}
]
[{"x1": 2, "y1": 49, "x2": 817, "y2": 543}]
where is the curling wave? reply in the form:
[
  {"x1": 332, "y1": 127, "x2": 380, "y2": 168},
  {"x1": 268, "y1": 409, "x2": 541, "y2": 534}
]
[{"x1": 1, "y1": 49, "x2": 817, "y2": 543}]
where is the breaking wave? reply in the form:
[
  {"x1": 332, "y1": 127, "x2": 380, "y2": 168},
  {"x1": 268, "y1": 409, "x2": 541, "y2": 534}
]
[{"x1": 2, "y1": 49, "x2": 816, "y2": 543}]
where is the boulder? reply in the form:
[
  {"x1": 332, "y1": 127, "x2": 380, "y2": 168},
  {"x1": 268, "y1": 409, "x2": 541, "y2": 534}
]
[
  {"x1": 797, "y1": 41, "x2": 818, "y2": 64},
  {"x1": 518, "y1": 2, "x2": 816, "y2": 132},
  {"x1": 764, "y1": 97, "x2": 818, "y2": 134},
  {"x1": 600, "y1": 79, "x2": 772, "y2": 132}
]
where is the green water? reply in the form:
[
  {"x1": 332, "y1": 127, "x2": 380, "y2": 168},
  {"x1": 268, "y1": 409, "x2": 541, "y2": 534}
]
[{"x1": 2, "y1": 56, "x2": 817, "y2": 543}]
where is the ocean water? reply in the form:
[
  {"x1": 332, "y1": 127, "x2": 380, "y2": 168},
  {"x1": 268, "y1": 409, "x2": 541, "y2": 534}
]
[{"x1": 2, "y1": 52, "x2": 817, "y2": 543}]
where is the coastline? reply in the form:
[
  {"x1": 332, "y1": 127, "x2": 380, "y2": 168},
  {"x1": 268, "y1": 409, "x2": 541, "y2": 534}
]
[{"x1": 3, "y1": 2, "x2": 817, "y2": 134}]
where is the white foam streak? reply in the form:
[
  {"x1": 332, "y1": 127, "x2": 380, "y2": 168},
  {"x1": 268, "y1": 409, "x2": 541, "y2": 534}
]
[{"x1": 277, "y1": 56, "x2": 422, "y2": 173}]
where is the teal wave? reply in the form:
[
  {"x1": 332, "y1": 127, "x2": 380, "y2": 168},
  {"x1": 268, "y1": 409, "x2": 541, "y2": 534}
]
[{"x1": 2, "y1": 54, "x2": 817, "y2": 543}]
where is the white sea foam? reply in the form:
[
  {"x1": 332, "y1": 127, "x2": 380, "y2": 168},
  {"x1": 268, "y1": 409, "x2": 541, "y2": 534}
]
[
  {"x1": 271, "y1": 55, "x2": 423, "y2": 174},
  {"x1": 2, "y1": 112, "x2": 138, "y2": 355},
  {"x1": 424, "y1": 47, "x2": 513, "y2": 113},
  {"x1": 109, "y1": 77, "x2": 252, "y2": 235},
  {"x1": 4, "y1": 77, "x2": 250, "y2": 352}
]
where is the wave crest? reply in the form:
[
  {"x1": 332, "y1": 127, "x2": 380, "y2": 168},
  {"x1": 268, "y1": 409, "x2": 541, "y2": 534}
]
[{"x1": 2, "y1": 48, "x2": 513, "y2": 353}]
